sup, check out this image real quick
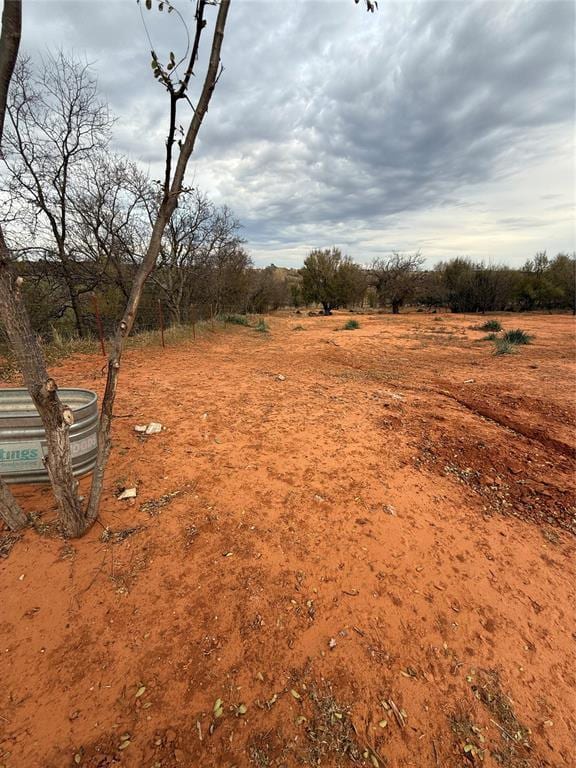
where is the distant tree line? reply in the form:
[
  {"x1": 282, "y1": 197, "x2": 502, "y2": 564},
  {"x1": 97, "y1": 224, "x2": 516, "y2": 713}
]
[
  {"x1": 300, "y1": 248, "x2": 575, "y2": 315},
  {"x1": 421, "y1": 252, "x2": 575, "y2": 314}
]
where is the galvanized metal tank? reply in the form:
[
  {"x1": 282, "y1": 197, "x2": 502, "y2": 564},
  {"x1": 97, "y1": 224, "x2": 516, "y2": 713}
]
[{"x1": 0, "y1": 388, "x2": 98, "y2": 484}]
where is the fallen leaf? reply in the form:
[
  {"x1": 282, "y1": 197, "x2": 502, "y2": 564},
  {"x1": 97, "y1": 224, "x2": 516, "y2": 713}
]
[
  {"x1": 290, "y1": 689, "x2": 301, "y2": 700},
  {"x1": 135, "y1": 686, "x2": 146, "y2": 698}
]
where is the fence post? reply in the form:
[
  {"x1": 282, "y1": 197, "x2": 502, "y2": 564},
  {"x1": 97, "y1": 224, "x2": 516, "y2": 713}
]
[
  {"x1": 158, "y1": 300, "x2": 165, "y2": 348},
  {"x1": 92, "y1": 294, "x2": 106, "y2": 357}
]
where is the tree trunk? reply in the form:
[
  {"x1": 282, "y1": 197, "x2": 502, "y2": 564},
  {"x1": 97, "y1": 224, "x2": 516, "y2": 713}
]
[
  {"x1": 0, "y1": 233, "x2": 85, "y2": 537},
  {"x1": 0, "y1": 0, "x2": 44, "y2": 534},
  {"x1": 0, "y1": 0, "x2": 20, "y2": 141},
  {"x1": 69, "y1": 287, "x2": 86, "y2": 338},
  {"x1": 392, "y1": 301, "x2": 400, "y2": 314},
  {"x1": 0, "y1": 476, "x2": 28, "y2": 530}
]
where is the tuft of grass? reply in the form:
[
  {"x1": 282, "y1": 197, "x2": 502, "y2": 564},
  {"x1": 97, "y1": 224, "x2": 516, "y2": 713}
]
[
  {"x1": 482, "y1": 332, "x2": 498, "y2": 341},
  {"x1": 493, "y1": 338, "x2": 515, "y2": 356},
  {"x1": 37, "y1": 327, "x2": 99, "y2": 366},
  {"x1": 254, "y1": 319, "x2": 269, "y2": 333},
  {"x1": 343, "y1": 319, "x2": 360, "y2": 330},
  {"x1": 503, "y1": 328, "x2": 532, "y2": 345},
  {"x1": 292, "y1": 325, "x2": 305, "y2": 331},
  {"x1": 221, "y1": 313, "x2": 250, "y2": 326},
  {"x1": 479, "y1": 319, "x2": 502, "y2": 332}
]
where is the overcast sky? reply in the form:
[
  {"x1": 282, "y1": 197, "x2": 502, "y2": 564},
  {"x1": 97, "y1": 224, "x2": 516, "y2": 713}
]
[{"x1": 22, "y1": 0, "x2": 575, "y2": 268}]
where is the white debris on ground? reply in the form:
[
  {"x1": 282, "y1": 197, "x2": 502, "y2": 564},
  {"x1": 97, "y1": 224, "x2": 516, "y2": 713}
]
[
  {"x1": 134, "y1": 422, "x2": 163, "y2": 435},
  {"x1": 117, "y1": 487, "x2": 137, "y2": 500}
]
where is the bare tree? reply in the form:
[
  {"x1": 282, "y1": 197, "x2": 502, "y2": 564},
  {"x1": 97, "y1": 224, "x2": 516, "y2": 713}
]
[
  {"x1": 372, "y1": 252, "x2": 425, "y2": 314},
  {"x1": 85, "y1": 0, "x2": 232, "y2": 527},
  {"x1": 71, "y1": 152, "x2": 155, "y2": 301},
  {"x1": 3, "y1": 52, "x2": 113, "y2": 336},
  {"x1": 151, "y1": 190, "x2": 217, "y2": 323}
]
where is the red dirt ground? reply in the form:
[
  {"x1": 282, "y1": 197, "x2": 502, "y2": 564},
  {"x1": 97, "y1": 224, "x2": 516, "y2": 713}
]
[{"x1": 1, "y1": 312, "x2": 575, "y2": 768}]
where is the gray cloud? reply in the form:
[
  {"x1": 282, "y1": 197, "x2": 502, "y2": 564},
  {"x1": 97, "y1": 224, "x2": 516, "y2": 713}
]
[{"x1": 20, "y1": 0, "x2": 576, "y2": 265}]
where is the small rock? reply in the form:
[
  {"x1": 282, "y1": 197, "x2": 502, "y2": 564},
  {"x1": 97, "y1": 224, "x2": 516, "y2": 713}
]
[
  {"x1": 276, "y1": 374, "x2": 286, "y2": 381},
  {"x1": 383, "y1": 504, "x2": 397, "y2": 516},
  {"x1": 328, "y1": 638, "x2": 337, "y2": 649},
  {"x1": 134, "y1": 425, "x2": 147, "y2": 433}
]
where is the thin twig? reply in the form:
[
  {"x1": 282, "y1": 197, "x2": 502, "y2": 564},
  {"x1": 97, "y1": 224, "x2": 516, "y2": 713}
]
[{"x1": 81, "y1": 549, "x2": 108, "y2": 593}]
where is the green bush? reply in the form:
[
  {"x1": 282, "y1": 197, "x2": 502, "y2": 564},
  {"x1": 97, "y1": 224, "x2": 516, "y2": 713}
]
[
  {"x1": 343, "y1": 319, "x2": 360, "y2": 330},
  {"x1": 221, "y1": 313, "x2": 250, "y2": 326},
  {"x1": 503, "y1": 328, "x2": 533, "y2": 345},
  {"x1": 479, "y1": 319, "x2": 502, "y2": 332},
  {"x1": 493, "y1": 339, "x2": 515, "y2": 356}
]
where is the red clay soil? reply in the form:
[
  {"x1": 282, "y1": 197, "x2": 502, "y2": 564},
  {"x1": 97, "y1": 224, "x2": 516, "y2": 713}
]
[{"x1": 1, "y1": 312, "x2": 575, "y2": 768}]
